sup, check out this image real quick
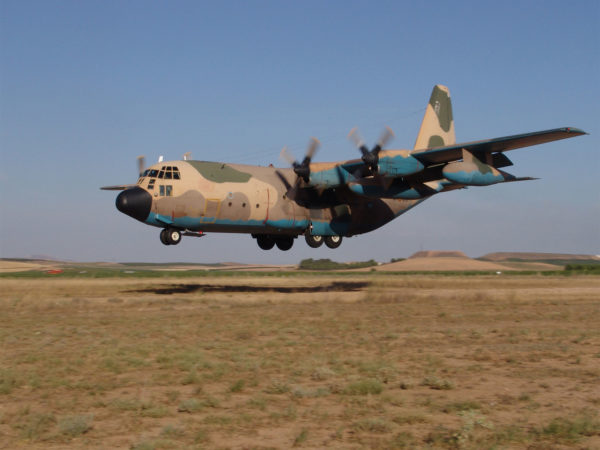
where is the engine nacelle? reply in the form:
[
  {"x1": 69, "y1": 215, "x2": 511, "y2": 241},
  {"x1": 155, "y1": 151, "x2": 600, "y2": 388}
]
[
  {"x1": 378, "y1": 152, "x2": 424, "y2": 177},
  {"x1": 442, "y1": 160, "x2": 505, "y2": 186}
]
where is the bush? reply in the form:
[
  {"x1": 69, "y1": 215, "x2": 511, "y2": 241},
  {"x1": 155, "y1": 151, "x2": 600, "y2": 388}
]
[
  {"x1": 298, "y1": 258, "x2": 378, "y2": 270},
  {"x1": 343, "y1": 379, "x2": 383, "y2": 395},
  {"x1": 58, "y1": 414, "x2": 93, "y2": 437},
  {"x1": 564, "y1": 264, "x2": 600, "y2": 274}
]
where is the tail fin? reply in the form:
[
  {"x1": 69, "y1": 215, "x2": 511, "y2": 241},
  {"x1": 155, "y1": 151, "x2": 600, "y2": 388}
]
[{"x1": 413, "y1": 85, "x2": 455, "y2": 150}]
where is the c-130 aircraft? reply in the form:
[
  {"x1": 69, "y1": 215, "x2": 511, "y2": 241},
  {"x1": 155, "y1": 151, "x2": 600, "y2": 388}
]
[{"x1": 102, "y1": 85, "x2": 586, "y2": 251}]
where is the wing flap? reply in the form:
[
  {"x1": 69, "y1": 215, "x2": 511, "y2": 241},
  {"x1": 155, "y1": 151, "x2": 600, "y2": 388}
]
[{"x1": 411, "y1": 127, "x2": 586, "y2": 165}]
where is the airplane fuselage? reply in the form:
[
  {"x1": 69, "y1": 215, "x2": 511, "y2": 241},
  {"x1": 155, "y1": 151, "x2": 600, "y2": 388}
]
[
  {"x1": 106, "y1": 85, "x2": 586, "y2": 251},
  {"x1": 118, "y1": 158, "x2": 424, "y2": 240}
]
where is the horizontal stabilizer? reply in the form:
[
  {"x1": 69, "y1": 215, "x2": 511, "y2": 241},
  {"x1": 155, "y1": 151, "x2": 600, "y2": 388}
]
[{"x1": 501, "y1": 175, "x2": 539, "y2": 183}]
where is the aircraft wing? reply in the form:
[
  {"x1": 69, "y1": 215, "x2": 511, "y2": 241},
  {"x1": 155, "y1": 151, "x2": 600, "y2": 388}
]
[
  {"x1": 100, "y1": 184, "x2": 137, "y2": 191},
  {"x1": 411, "y1": 127, "x2": 586, "y2": 165}
]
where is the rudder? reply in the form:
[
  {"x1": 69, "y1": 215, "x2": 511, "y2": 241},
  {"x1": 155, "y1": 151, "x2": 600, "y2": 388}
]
[{"x1": 413, "y1": 85, "x2": 455, "y2": 150}]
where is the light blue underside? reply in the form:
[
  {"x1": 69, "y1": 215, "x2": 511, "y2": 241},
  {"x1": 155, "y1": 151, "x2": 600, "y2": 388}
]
[
  {"x1": 146, "y1": 212, "x2": 310, "y2": 233},
  {"x1": 146, "y1": 212, "x2": 355, "y2": 237},
  {"x1": 444, "y1": 170, "x2": 504, "y2": 186}
]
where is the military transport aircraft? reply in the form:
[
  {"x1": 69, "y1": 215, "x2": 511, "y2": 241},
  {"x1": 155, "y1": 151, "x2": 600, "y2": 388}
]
[{"x1": 101, "y1": 85, "x2": 586, "y2": 251}]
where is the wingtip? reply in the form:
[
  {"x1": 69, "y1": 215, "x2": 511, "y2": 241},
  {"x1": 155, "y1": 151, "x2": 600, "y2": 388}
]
[{"x1": 564, "y1": 127, "x2": 588, "y2": 135}]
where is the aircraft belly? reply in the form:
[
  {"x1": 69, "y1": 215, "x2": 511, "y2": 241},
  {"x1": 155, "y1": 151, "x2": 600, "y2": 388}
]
[{"x1": 344, "y1": 197, "x2": 425, "y2": 236}]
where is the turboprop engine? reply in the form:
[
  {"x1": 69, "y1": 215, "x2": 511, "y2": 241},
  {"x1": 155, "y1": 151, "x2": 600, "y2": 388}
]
[{"x1": 442, "y1": 148, "x2": 505, "y2": 186}]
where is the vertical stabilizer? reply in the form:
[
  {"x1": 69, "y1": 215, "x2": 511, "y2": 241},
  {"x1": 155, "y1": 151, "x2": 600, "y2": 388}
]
[{"x1": 413, "y1": 85, "x2": 455, "y2": 150}]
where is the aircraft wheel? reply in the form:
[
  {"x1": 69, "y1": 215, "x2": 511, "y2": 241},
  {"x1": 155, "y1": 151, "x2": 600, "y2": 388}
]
[
  {"x1": 256, "y1": 235, "x2": 275, "y2": 250},
  {"x1": 324, "y1": 235, "x2": 342, "y2": 249},
  {"x1": 275, "y1": 236, "x2": 294, "y2": 251},
  {"x1": 160, "y1": 229, "x2": 171, "y2": 246},
  {"x1": 166, "y1": 229, "x2": 182, "y2": 245},
  {"x1": 305, "y1": 233, "x2": 324, "y2": 248}
]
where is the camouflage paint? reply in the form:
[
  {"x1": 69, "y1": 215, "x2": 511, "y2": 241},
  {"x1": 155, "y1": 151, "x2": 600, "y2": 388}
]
[
  {"x1": 413, "y1": 85, "x2": 456, "y2": 150},
  {"x1": 187, "y1": 161, "x2": 252, "y2": 183},
  {"x1": 443, "y1": 148, "x2": 504, "y2": 186},
  {"x1": 104, "y1": 85, "x2": 586, "y2": 248}
]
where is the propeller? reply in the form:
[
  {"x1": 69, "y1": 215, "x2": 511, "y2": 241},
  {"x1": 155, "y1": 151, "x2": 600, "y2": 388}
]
[
  {"x1": 280, "y1": 137, "x2": 320, "y2": 183},
  {"x1": 137, "y1": 155, "x2": 146, "y2": 177},
  {"x1": 348, "y1": 126, "x2": 394, "y2": 173}
]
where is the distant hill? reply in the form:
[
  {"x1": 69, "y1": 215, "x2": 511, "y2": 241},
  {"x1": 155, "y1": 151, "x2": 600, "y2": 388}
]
[
  {"x1": 479, "y1": 252, "x2": 600, "y2": 265},
  {"x1": 410, "y1": 250, "x2": 468, "y2": 259}
]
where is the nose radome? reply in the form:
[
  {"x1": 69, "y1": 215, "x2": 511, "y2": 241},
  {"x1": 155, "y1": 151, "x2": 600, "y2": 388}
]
[{"x1": 116, "y1": 187, "x2": 152, "y2": 222}]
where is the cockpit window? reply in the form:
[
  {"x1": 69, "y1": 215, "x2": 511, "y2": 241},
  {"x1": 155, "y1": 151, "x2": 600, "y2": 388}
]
[{"x1": 144, "y1": 166, "x2": 180, "y2": 179}]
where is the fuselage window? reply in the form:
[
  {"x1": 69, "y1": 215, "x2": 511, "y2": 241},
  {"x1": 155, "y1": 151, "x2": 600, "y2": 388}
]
[
  {"x1": 149, "y1": 169, "x2": 158, "y2": 178},
  {"x1": 148, "y1": 179, "x2": 155, "y2": 190},
  {"x1": 173, "y1": 171, "x2": 180, "y2": 180},
  {"x1": 158, "y1": 170, "x2": 164, "y2": 179},
  {"x1": 158, "y1": 185, "x2": 173, "y2": 196},
  {"x1": 165, "y1": 171, "x2": 172, "y2": 179}
]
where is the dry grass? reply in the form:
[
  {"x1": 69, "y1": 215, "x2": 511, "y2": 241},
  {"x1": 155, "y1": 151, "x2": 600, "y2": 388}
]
[{"x1": 1, "y1": 274, "x2": 599, "y2": 448}]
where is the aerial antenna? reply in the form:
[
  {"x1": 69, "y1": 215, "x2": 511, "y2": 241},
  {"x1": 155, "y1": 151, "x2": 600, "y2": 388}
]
[
  {"x1": 158, "y1": 155, "x2": 164, "y2": 163},
  {"x1": 136, "y1": 155, "x2": 146, "y2": 176}
]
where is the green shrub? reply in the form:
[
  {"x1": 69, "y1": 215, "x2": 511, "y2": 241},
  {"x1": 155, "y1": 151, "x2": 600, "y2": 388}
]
[
  {"x1": 343, "y1": 379, "x2": 383, "y2": 395},
  {"x1": 58, "y1": 414, "x2": 93, "y2": 437},
  {"x1": 298, "y1": 258, "x2": 378, "y2": 270}
]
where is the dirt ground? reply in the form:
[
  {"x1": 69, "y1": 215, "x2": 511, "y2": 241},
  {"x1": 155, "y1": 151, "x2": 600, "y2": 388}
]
[{"x1": 1, "y1": 274, "x2": 599, "y2": 449}]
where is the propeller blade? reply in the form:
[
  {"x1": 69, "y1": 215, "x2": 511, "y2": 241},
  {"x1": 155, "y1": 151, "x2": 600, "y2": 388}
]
[
  {"x1": 280, "y1": 138, "x2": 320, "y2": 184},
  {"x1": 137, "y1": 156, "x2": 146, "y2": 176},
  {"x1": 375, "y1": 126, "x2": 394, "y2": 153},
  {"x1": 305, "y1": 137, "x2": 320, "y2": 161},
  {"x1": 279, "y1": 146, "x2": 297, "y2": 166},
  {"x1": 348, "y1": 126, "x2": 395, "y2": 173},
  {"x1": 275, "y1": 170, "x2": 293, "y2": 191},
  {"x1": 369, "y1": 126, "x2": 395, "y2": 157},
  {"x1": 348, "y1": 127, "x2": 370, "y2": 156}
]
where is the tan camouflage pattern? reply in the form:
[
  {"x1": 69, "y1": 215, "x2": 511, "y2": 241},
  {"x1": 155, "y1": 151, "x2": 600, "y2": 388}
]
[
  {"x1": 413, "y1": 85, "x2": 456, "y2": 150},
  {"x1": 141, "y1": 159, "x2": 420, "y2": 237},
  {"x1": 105, "y1": 85, "x2": 585, "y2": 247}
]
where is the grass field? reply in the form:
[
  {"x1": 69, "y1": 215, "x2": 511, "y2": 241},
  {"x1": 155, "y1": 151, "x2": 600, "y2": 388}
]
[{"x1": 1, "y1": 274, "x2": 599, "y2": 449}]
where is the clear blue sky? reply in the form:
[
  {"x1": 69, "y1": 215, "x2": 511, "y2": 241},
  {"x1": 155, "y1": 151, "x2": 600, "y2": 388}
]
[{"x1": 1, "y1": 0, "x2": 598, "y2": 263}]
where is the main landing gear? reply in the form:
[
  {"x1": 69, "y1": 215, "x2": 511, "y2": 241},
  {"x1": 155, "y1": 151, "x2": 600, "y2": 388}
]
[
  {"x1": 160, "y1": 228, "x2": 181, "y2": 246},
  {"x1": 256, "y1": 235, "x2": 294, "y2": 251},
  {"x1": 305, "y1": 233, "x2": 342, "y2": 249},
  {"x1": 253, "y1": 233, "x2": 343, "y2": 251}
]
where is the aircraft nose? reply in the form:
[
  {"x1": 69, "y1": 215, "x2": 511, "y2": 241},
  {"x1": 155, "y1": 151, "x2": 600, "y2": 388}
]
[{"x1": 116, "y1": 187, "x2": 152, "y2": 222}]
